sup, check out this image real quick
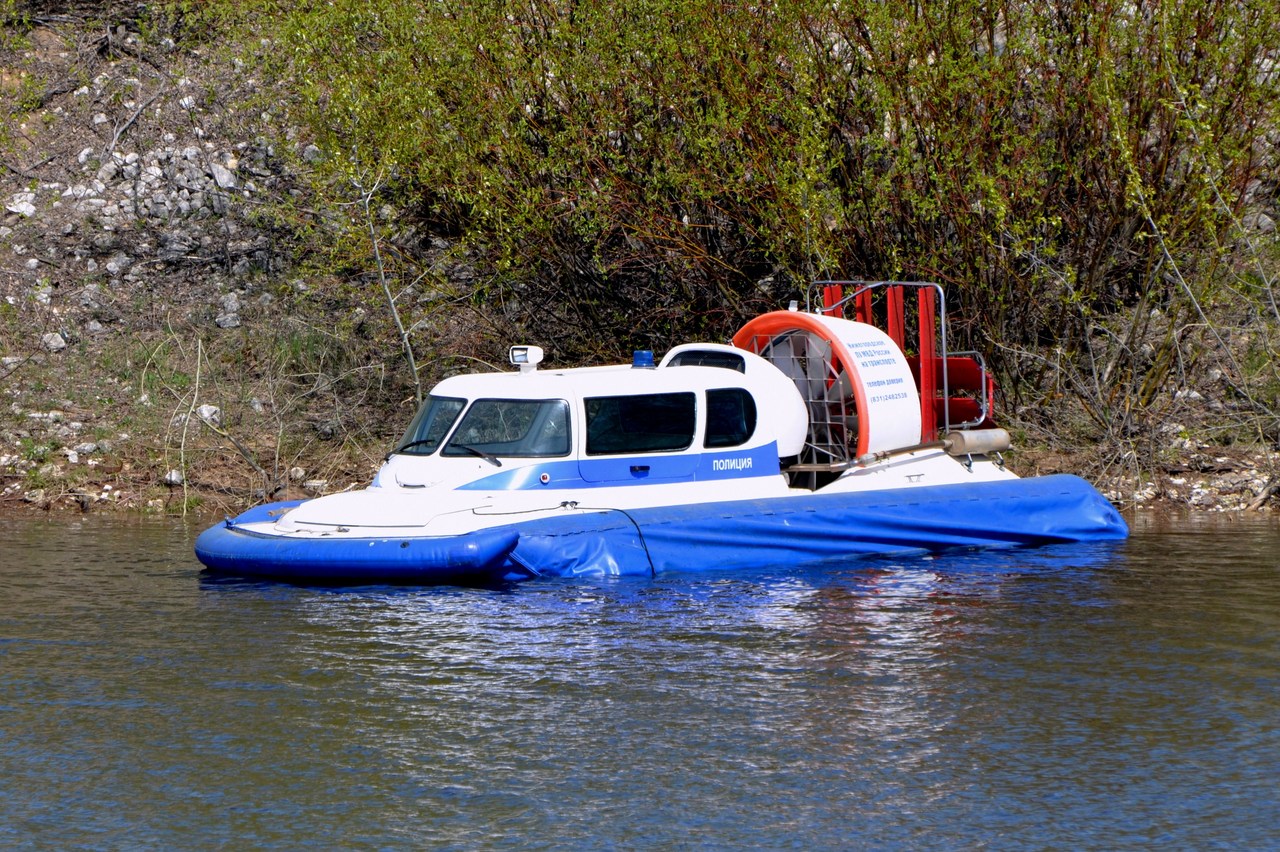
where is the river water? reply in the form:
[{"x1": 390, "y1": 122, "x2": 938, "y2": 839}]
[{"x1": 2, "y1": 512, "x2": 1277, "y2": 849}]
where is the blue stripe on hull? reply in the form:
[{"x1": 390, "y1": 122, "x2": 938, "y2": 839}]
[{"x1": 455, "y1": 441, "x2": 782, "y2": 490}]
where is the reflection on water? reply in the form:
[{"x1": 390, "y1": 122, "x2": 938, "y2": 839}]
[{"x1": 1, "y1": 513, "x2": 1277, "y2": 848}]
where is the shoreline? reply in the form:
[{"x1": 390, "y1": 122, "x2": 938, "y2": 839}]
[{"x1": 3, "y1": 443, "x2": 1277, "y2": 518}]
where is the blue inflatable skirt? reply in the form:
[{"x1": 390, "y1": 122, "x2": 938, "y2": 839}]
[{"x1": 195, "y1": 474, "x2": 1127, "y2": 585}]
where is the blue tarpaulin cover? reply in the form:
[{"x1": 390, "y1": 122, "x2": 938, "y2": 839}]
[{"x1": 499, "y1": 473, "x2": 1128, "y2": 578}]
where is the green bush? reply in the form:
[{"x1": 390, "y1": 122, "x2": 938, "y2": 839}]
[
  {"x1": 196, "y1": 0, "x2": 1277, "y2": 441},
  {"x1": 263, "y1": 5, "x2": 1270, "y2": 309}
]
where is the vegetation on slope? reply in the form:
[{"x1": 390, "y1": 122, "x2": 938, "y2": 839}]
[
  {"x1": 1, "y1": 0, "x2": 1278, "y2": 510},
  {"x1": 243, "y1": 0, "x2": 1280, "y2": 448}
]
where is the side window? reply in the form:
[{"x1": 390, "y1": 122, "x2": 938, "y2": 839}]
[
  {"x1": 667, "y1": 350, "x2": 746, "y2": 373},
  {"x1": 705, "y1": 388, "x2": 757, "y2": 448},
  {"x1": 585, "y1": 393, "x2": 696, "y2": 455}
]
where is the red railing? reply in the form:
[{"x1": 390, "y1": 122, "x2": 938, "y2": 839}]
[{"x1": 817, "y1": 280, "x2": 995, "y2": 440}]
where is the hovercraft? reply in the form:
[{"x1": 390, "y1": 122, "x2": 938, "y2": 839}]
[{"x1": 195, "y1": 281, "x2": 1127, "y2": 584}]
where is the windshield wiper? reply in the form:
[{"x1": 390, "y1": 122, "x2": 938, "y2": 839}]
[
  {"x1": 453, "y1": 445, "x2": 501, "y2": 465},
  {"x1": 453, "y1": 444, "x2": 502, "y2": 467},
  {"x1": 385, "y1": 439, "x2": 502, "y2": 467},
  {"x1": 384, "y1": 438, "x2": 439, "y2": 461}
]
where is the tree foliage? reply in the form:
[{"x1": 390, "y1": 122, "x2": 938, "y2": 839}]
[{"x1": 224, "y1": 0, "x2": 1278, "y2": 431}]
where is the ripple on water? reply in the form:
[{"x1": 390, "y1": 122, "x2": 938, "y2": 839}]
[{"x1": 0, "y1": 513, "x2": 1277, "y2": 849}]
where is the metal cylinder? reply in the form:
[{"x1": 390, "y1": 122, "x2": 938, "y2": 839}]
[{"x1": 943, "y1": 428, "x2": 1012, "y2": 457}]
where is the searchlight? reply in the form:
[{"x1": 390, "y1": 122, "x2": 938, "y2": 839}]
[{"x1": 509, "y1": 345, "x2": 544, "y2": 374}]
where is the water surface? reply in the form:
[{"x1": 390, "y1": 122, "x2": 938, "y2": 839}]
[{"x1": 2, "y1": 512, "x2": 1277, "y2": 849}]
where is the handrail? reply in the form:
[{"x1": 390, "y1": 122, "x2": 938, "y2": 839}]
[
  {"x1": 943, "y1": 349, "x2": 991, "y2": 429},
  {"x1": 810, "y1": 280, "x2": 953, "y2": 435}
]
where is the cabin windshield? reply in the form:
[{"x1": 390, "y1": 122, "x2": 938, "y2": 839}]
[
  {"x1": 443, "y1": 398, "x2": 572, "y2": 458},
  {"x1": 394, "y1": 395, "x2": 466, "y2": 456}
]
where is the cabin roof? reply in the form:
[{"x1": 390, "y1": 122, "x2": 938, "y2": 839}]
[{"x1": 431, "y1": 361, "x2": 758, "y2": 401}]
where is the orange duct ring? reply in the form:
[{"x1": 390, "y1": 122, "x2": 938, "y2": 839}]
[{"x1": 732, "y1": 311, "x2": 871, "y2": 457}]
